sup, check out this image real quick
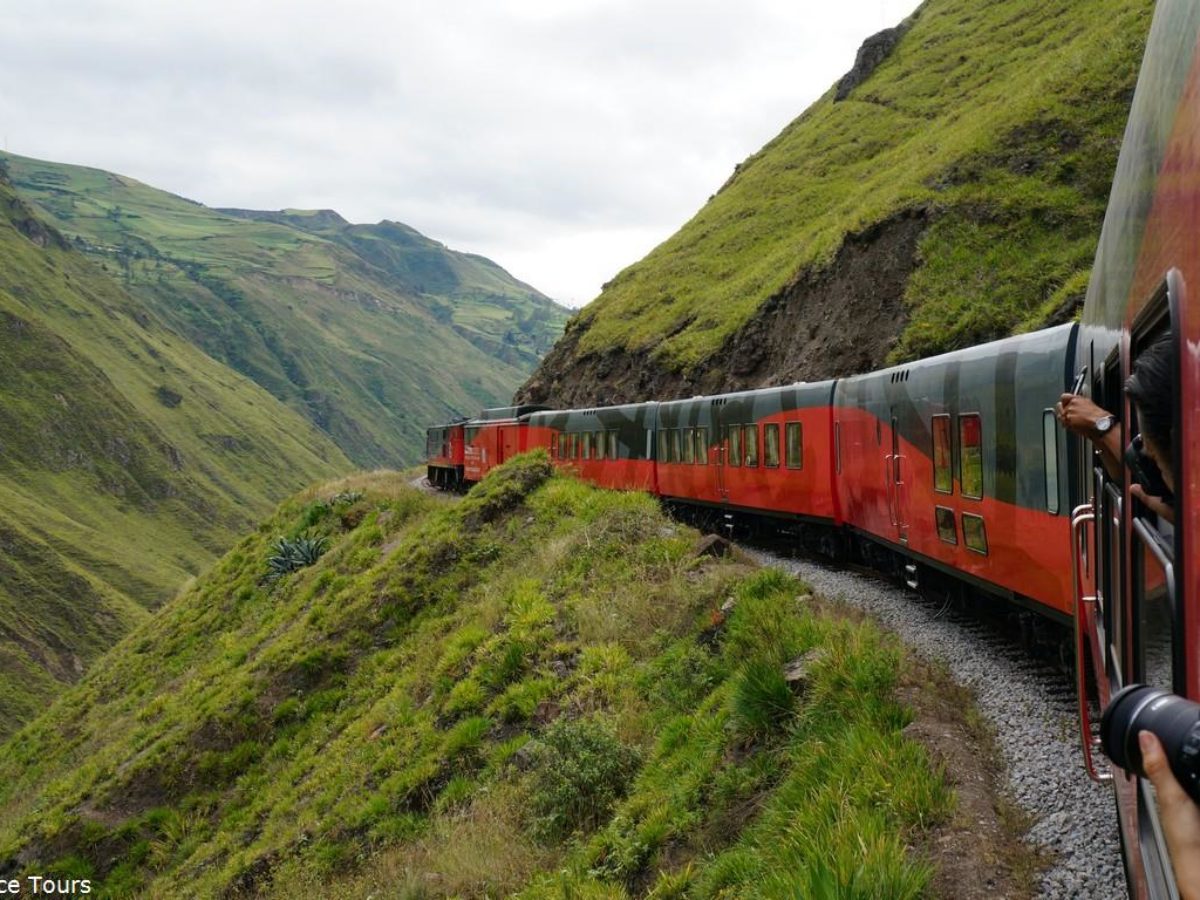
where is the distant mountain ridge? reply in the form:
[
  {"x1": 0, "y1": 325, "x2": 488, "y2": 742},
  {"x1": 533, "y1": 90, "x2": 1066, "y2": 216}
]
[
  {"x1": 217, "y1": 207, "x2": 564, "y2": 371},
  {"x1": 0, "y1": 174, "x2": 348, "y2": 737},
  {"x1": 518, "y1": 0, "x2": 1153, "y2": 408},
  {"x1": 1, "y1": 152, "x2": 569, "y2": 466}
]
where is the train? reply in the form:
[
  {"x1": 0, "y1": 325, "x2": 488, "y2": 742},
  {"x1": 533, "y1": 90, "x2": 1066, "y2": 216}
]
[{"x1": 427, "y1": 2, "x2": 1199, "y2": 896}]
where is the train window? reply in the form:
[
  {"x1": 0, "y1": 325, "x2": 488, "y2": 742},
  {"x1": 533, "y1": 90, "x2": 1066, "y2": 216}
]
[
  {"x1": 962, "y1": 513, "x2": 988, "y2": 555},
  {"x1": 682, "y1": 428, "x2": 695, "y2": 464},
  {"x1": 657, "y1": 430, "x2": 668, "y2": 462},
  {"x1": 695, "y1": 428, "x2": 707, "y2": 465},
  {"x1": 1042, "y1": 410, "x2": 1060, "y2": 514},
  {"x1": 550, "y1": 433, "x2": 558, "y2": 458},
  {"x1": 596, "y1": 431, "x2": 607, "y2": 461},
  {"x1": 583, "y1": 432, "x2": 593, "y2": 460},
  {"x1": 744, "y1": 425, "x2": 759, "y2": 467},
  {"x1": 608, "y1": 431, "x2": 618, "y2": 460},
  {"x1": 670, "y1": 429, "x2": 681, "y2": 464},
  {"x1": 729, "y1": 426, "x2": 742, "y2": 468},
  {"x1": 935, "y1": 506, "x2": 957, "y2": 544},
  {"x1": 764, "y1": 424, "x2": 780, "y2": 467},
  {"x1": 786, "y1": 422, "x2": 803, "y2": 469},
  {"x1": 932, "y1": 414, "x2": 952, "y2": 494},
  {"x1": 959, "y1": 414, "x2": 983, "y2": 499}
]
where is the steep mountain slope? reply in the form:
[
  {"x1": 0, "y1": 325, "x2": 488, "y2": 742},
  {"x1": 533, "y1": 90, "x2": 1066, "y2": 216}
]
[
  {"x1": 518, "y1": 0, "x2": 1153, "y2": 407},
  {"x1": 219, "y1": 209, "x2": 563, "y2": 372},
  {"x1": 0, "y1": 458, "x2": 999, "y2": 897},
  {"x1": 0, "y1": 179, "x2": 349, "y2": 737},
  {"x1": 1, "y1": 153, "x2": 569, "y2": 466}
]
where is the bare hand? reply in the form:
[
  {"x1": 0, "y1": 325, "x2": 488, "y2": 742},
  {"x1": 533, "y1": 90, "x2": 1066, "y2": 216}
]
[
  {"x1": 1132, "y1": 484, "x2": 1176, "y2": 524},
  {"x1": 1056, "y1": 393, "x2": 1112, "y2": 438},
  {"x1": 1140, "y1": 730, "x2": 1200, "y2": 897}
]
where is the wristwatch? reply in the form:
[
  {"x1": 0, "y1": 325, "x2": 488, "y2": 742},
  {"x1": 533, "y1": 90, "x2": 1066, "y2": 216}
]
[{"x1": 1094, "y1": 415, "x2": 1117, "y2": 435}]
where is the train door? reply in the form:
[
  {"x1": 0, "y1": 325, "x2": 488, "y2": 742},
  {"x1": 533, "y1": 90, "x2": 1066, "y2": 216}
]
[
  {"x1": 712, "y1": 399, "x2": 730, "y2": 503},
  {"x1": 888, "y1": 411, "x2": 910, "y2": 544},
  {"x1": 496, "y1": 425, "x2": 519, "y2": 466}
]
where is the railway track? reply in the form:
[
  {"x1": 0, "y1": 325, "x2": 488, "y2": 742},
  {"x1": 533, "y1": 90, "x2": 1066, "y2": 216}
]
[{"x1": 742, "y1": 539, "x2": 1126, "y2": 899}]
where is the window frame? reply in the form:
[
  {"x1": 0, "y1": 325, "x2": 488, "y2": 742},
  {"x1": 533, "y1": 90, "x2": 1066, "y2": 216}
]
[
  {"x1": 728, "y1": 425, "x2": 742, "y2": 468},
  {"x1": 743, "y1": 424, "x2": 759, "y2": 467},
  {"x1": 695, "y1": 427, "x2": 707, "y2": 465},
  {"x1": 785, "y1": 422, "x2": 803, "y2": 469},
  {"x1": 958, "y1": 413, "x2": 984, "y2": 500},
  {"x1": 962, "y1": 512, "x2": 988, "y2": 555},
  {"x1": 932, "y1": 414, "x2": 953, "y2": 494},
  {"x1": 1042, "y1": 409, "x2": 1060, "y2": 514},
  {"x1": 764, "y1": 423, "x2": 780, "y2": 468},
  {"x1": 935, "y1": 506, "x2": 957, "y2": 545}
]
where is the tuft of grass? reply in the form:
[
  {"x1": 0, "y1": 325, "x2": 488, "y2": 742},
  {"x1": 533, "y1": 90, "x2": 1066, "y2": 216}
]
[{"x1": 731, "y1": 660, "x2": 795, "y2": 741}]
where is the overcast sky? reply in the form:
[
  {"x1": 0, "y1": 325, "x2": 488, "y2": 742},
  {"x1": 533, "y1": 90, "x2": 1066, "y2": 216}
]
[{"x1": 0, "y1": 0, "x2": 921, "y2": 308}]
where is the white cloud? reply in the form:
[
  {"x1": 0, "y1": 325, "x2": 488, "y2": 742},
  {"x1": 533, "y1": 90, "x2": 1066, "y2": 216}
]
[{"x1": 0, "y1": 0, "x2": 921, "y2": 307}]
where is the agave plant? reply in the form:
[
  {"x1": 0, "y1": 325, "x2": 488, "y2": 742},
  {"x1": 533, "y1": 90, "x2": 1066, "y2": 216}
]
[{"x1": 266, "y1": 533, "x2": 329, "y2": 580}]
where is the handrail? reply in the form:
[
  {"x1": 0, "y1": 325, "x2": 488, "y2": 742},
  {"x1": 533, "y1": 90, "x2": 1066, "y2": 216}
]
[
  {"x1": 1071, "y1": 503, "x2": 1111, "y2": 784},
  {"x1": 885, "y1": 454, "x2": 896, "y2": 525}
]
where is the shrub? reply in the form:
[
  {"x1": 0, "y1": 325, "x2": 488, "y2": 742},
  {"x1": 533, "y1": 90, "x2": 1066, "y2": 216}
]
[
  {"x1": 527, "y1": 718, "x2": 641, "y2": 841},
  {"x1": 266, "y1": 534, "x2": 329, "y2": 580},
  {"x1": 731, "y1": 660, "x2": 795, "y2": 740}
]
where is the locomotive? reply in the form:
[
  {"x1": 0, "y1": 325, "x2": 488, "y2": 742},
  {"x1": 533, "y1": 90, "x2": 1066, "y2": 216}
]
[{"x1": 428, "y1": 2, "x2": 1199, "y2": 895}]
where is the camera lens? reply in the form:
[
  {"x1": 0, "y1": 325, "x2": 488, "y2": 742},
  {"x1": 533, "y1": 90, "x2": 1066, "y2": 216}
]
[{"x1": 1100, "y1": 683, "x2": 1200, "y2": 805}]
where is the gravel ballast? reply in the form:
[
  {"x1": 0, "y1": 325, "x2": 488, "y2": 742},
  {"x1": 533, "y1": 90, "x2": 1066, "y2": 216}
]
[{"x1": 748, "y1": 550, "x2": 1127, "y2": 899}]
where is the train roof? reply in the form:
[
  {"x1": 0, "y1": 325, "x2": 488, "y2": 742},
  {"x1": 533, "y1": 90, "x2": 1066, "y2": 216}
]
[
  {"x1": 838, "y1": 322, "x2": 1077, "y2": 385},
  {"x1": 656, "y1": 380, "x2": 837, "y2": 409},
  {"x1": 468, "y1": 405, "x2": 553, "y2": 423},
  {"x1": 524, "y1": 400, "x2": 657, "y2": 421}
]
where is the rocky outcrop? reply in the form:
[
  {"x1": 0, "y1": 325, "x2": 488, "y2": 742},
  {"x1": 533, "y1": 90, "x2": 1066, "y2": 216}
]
[{"x1": 835, "y1": 15, "x2": 916, "y2": 102}]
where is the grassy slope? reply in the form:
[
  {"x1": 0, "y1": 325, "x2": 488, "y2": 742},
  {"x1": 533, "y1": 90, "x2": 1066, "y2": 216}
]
[
  {"x1": 221, "y1": 209, "x2": 567, "y2": 372},
  {"x1": 0, "y1": 455, "x2": 953, "y2": 898},
  {"x1": 0, "y1": 180, "x2": 348, "y2": 737},
  {"x1": 1, "y1": 153, "x2": 568, "y2": 465},
  {"x1": 562, "y1": 0, "x2": 1152, "y2": 371}
]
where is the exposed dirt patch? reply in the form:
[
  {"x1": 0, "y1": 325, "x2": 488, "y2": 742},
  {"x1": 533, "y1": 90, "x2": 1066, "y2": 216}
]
[
  {"x1": 516, "y1": 208, "x2": 927, "y2": 408},
  {"x1": 897, "y1": 657, "x2": 1045, "y2": 899}
]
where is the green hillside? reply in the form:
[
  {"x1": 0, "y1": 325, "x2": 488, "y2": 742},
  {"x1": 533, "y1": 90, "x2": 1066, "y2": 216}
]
[
  {"x1": 219, "y1": 209, "x2": 564, "y2": 372},
  {"x1": 0, "y1": 153, "x2": 569, "y2": 466},
  {"x1": 0, "y1": 456, "x2": 1026, "y2": 897},
  {"x1": 0, "y1": 178, "x2": 349, "y2": 737},
  {"x1": 519, "y1": 0, "x2": 1153, "y2": 405}
]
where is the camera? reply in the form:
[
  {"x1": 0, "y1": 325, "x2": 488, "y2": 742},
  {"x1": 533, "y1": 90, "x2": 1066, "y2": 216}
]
[
  {"x1": 1124, "y1": 434, "x2": 1174, "y2": 503},
  {"x1": 1101, "y1": 684, "x2": 1200, "y2": 804}
]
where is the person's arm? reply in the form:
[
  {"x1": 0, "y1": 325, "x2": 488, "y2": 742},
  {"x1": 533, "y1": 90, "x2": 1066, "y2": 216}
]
[
  {"x1": 1141, "y1": 731, "x2": 1200, "y2": 897},
  {"x1": 1131, "y1": 483, "x2": 1176, "y2": 524},
  {"x1": 1056, "y1": 393, "x2": 1123, "y2": 481}
]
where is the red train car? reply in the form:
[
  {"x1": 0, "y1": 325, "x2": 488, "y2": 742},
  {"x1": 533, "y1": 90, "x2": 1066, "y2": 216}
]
[
  {"x1": 834, "y1": 324, "x2": 1078, "y2": 620},
  {"x1": 425, "y1": 422, "x2": 465, "y2": 489},
  {"x1": 655, "y1": 383, "x2": 840, "y2": 531},
  {"x1": 525, "y1": 403, "x2": 659, "y2": 494},
  {"x1": 461, "y1": 406, "x2": 548, "y2": 483},
  {"x1": 1070, "y1": 2, "x2": 1200, "y2": 894}
]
